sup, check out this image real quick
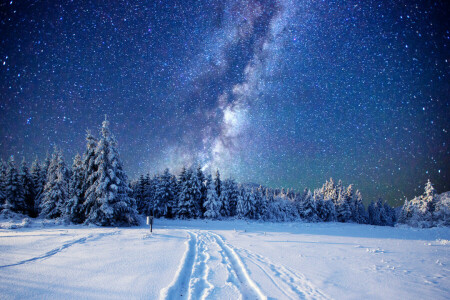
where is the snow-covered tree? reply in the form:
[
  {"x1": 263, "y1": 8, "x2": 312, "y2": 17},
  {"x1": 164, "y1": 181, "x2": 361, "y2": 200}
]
[
  {"x1": 191, "y1": 166, "x2": 204, "y2": 218},
  {"x1": 424, "y1": 179, "x2": 437, "y2": 213},
  {"x1": 154, "y1": 169, "x2": 177, "y2": 218},
  {"x1": 353, "y1": 190, "x2": 368, "y2": 224},
  {"x1": 313, "y1": 188, "x2": 337, "y2": 222},
  {"x1": 81, "y1": 130, "x2": 98, "y2": 204},
  {"x1": 83, "y1": 118, "x2": 138, "y2": 226},
  {"x1": 30, "y1": 158, "x2": 45, "y2": 216},
  {"x1": 41, "y1": 152, "x2": 51, "y2": 185},
  {"x1": 214, "y1": 169, "x2": 221, "y2": 198},
  {"x1": 133, "y1": 174, "x2": 147, "y2": 214},
  {"x1": 243, "y1": 188, "x2": 257, "y2": 219},
  {"x1": 19, "y1": 157, "x2": 35, "y2": 216},
  {"x1": 368, "y1": 200, "x2": 381, "y2": 225},
  {"x1": 40, "y1": 148, "x2": 69, "y2": 219},
  {"x1": 2, "y1": 156, "x2": 25, "y2": 214},
  {"x1": 177, "y1": 167, "x2": 197, "y2": 219},
  {"x1": 433, "y1": 192, "x2": 450, "y2": 227},
  {"x1": 255, "y1": 186, "x2": 268, "y2": 220},
  {"x1": 66, "y1": 154, "x2": 84, "y2": 223},
  {"x1": 196, "y1": 166, "x2": 207, "y2": 217},
  {"x1": 398, "y1": 180, "x2": 441, "y2": 228},
  {"x1": 299, "y1": 189, "x2": 319, "y2": 221},
  {"x1": 204, "y1": 174, "x2": 221, "y2": 219},
  {"x1": 0, "y1": 160, "x2": 6, "y2": 208},
  {"x1": 236, "y1": 186, "x2": 246, "y2": 219},
  {"x1": 336, "y1": 187, "x2": 352, "y2": 222}
]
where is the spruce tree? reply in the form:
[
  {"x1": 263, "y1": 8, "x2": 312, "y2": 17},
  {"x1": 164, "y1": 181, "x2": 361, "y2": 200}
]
[
  {"x1": 191, "y1": 166, "x2": 204, "y2": 217},
  {"x1": 424, "y1": 179, "x2": 437, "y2": 213},
  {"x1": 336, "y1": 188, "x2": 351, "y2": 222},
  {"x1": 41, "y1": 152, "x2": 51, "y2": 183},
  {"x1": 204, "y1": 174, "x2": 220, "y2": 219},
  {"x1": 2, "y1": 156, "x2": 25, "y2": 214},
  {"x1": 66, "y1": 154, "x2": 84, "y2": 223},
  {"x1": 19, "y1": 157, "x2": 35, "y2": 216},
  {"x1": 354, "y1": 190, "x2": 368, "y2": 224},
  {"x1": 154, "y1": 169, "x2": 176, "y2": 218},
  {"x1": 30, "y1": 158, "x2": 44, "y2": 216},
  {"x1": 134, "y1": 174, "x2": 147, "y2": 214},
  {"x1": 177, "y1": 167, "x2": 196, "y2": 219},
  {"x1": 83, "y1": 117, "x2": 138, "y2": 226},
  {"x1": 243, "y1": 188, "x2": 256, "y2": 219},
  {"x1": 0, "y1": 160, "x2": 7, "y2": 209},
  {"x1": 368, "y1": 200, "x2": 381, "y2": 225},
  {"x1": 299, "y1": 189, "x2": 318, "y2": 221},
  {"x1": 81, "y1": 130, "x2": 98, "y2": 208},
  {"x1": 40, "y1": 148, "x2": 69, "y2": 219},
  {"x1": 144, "y1": 174, "x2": 157, "y2": 216},
  {"x1": 236, "y1": 186, "x2": 246, "y2": 219},
  {"x1": 214, "y1": 169, "x2": 221, "y2": 198}
]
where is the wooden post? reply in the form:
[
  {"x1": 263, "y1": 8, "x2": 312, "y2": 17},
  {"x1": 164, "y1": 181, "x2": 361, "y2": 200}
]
[{"x1": 150, "y1": 216, "x2": 154, "y2": 233}]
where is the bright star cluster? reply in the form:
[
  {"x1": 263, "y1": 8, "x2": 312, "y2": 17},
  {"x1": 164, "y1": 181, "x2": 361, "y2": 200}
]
[{"x1": 0, "y1": 0, "x2": 448, "y2": 205}]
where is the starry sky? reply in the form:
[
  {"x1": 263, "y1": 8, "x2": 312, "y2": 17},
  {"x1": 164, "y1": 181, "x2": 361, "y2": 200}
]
[{"x1": 1, "y1": 0, "x2": 449, "y2": 205}]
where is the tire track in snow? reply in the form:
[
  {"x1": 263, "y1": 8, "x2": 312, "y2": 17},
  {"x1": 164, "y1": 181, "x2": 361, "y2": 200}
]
[
  {"x1": 0, "y1": 230, "x2": 121, "y2": 268},
  {"x1": 234, "y1": 246, "x2": 330, "y2": 300}
]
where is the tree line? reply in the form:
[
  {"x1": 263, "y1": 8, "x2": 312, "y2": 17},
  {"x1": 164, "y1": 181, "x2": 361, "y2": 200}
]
[{"x1": 0, "y1": 119, "x2": 448, "y2": 227}]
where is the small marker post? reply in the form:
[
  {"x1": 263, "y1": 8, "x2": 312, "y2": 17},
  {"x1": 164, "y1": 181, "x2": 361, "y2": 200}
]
[{"x1": 147, "y1": 215, "x2": 154, "y2": 233}]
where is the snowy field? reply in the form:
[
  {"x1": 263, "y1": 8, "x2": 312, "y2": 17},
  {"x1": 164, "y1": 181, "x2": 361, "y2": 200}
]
[{"x1": 0, "y1": 219, "x2": 449, "y2": 300}]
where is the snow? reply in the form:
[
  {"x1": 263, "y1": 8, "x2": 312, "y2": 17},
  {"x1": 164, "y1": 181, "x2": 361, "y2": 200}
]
[{"x1": 0, "y1": 218, "x2": 449, "y2": 299}]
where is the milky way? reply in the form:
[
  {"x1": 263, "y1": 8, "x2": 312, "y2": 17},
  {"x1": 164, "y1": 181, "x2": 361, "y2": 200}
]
[{"x1": 0, "y1": 0, "x2": 448, "y2": 205}]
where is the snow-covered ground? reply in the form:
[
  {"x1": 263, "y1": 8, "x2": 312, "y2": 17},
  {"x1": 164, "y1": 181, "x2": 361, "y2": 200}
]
[{"x1": 0, "y1": 218, "x2": 449, "y2": 300}]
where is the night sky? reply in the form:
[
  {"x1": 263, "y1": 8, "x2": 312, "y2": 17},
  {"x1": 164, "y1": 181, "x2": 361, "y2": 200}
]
[{"x1": 1, "y1": 0, "x2": 449, "y2": 205}]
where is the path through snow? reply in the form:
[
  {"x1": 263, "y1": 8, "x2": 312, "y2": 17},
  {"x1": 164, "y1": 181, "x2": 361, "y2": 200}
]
[{"x1": 160, "y1": 230, "x2": 327, "y2": 300}]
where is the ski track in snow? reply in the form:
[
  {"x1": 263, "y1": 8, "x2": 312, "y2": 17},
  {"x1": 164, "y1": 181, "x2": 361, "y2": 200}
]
[
  {"x1": 0, "y1": 230, "x2": 121, "y2": 268},
  {"x1": 232, "y1": 243, "x2": 330, "y2": 300},
  {"x1": 160, "y1": 230, "x2": 266, "y2": 300}
]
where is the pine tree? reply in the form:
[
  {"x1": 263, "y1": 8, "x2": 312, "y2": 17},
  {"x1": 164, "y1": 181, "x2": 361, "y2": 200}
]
[
  {"x1": 2, "y1": 156, "x2": 26, "y2": 214},
  {"x1": 83, "y1": 117, "x2": 138, "y2": 226},
  {"x1": 19, "y1": 157, "x2": 35, "y2": 216},
  {"x1": 204, "y1": 174, "x2": 220, "y2": 219},
  {"x1": 433, "y1": 193, "x2": 450, "y2": 227},
  {"x1": 30, "y1": 158, "x2": 45, "y2": 216},
  {"x1": 0, "y1": 160, "x2": 5, "y2": 208},
  {"x1": 191, "y1": 166, "x2": 204, "y2": 218},
  {"x1": 398, "y1": 199, "x2": 410, "y2": 224},
  {"x1": 141, "y1": 173, "x2": 155, "y2": 216},
  {"x1": 424, "y1": 179, "x2": 437, "y2": 213},
  {"x1": 81, "y1": 130, "x2": 98, "y2": 208},
  {"x1": 196, "y1": 166, "x2": 207, "y2": 217},
  {"x1": 66, "y1": 154, "x2": 84, "y2": 223},
  {"x1": 243, "y1": 188, "x2": 256, "y2": 219},
  {"x1": 236, "y1": 186, "x2": 246, "y2": 219},
  {"x1": 336, "y1": 188, "x2": 351, "y2": 222},
  {"x1": 214, "y1": 169, "x2": 221, "y2": 198},
  {"x1": 133, "y1": 174, "x2": 147, "y2": 214},
  {"x1": 41, "y1": 152, "x2": 51, "y2": 184},
  {"x1": 177, "y1": 167, "x2": 197, "y2": 218},
  {"x1": 40, "y1": 148, "x2": 69, "y2": 219},
  {"x1": 255, "y1": 186, "x2": 268, "y2": 219},
  {"x1": 383, "y1": 202, "x2": 395, "y2": 226},
  {"x1": 368, "y1": 200, "x2": 381, "y2": 225},
  {"x1": 169, "y1": 173, "x2": 179, "y2": 217},
  {"x1": 154, "y1": 169, "x2": 176, "y2": 218},
  {"x1": 354, "y1": 190, "x2": 368, "y2": 224},
  {"x1": 299, "y1": 189, "x2": 318, "y2": 221}
]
